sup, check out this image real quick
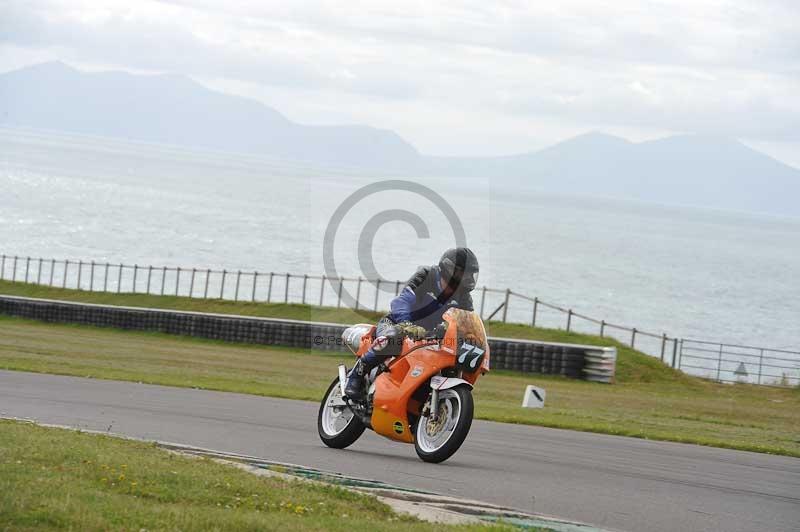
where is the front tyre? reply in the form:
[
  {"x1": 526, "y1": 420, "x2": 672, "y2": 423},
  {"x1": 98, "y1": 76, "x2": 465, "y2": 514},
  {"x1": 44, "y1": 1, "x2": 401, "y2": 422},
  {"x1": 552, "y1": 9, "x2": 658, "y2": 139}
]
[
  {"x1": 318, "y1": 377, "x2": 366, "y2": 449},
  {"x1": 414, "y1": 385, "x2": 474, "y2": 463}
]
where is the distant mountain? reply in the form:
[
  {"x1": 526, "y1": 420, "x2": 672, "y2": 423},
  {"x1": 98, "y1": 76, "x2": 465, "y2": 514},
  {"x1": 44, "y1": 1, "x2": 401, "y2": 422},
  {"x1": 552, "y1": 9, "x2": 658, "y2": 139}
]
[
  {"x1": 0, "y1": 61, "x2": 420, "y2": 168},
  {"x1": 2, "y1": 62, "x2": 799, "y2": 216},
  {"x1": 427, "y1": 132, "x2": 800, "y2": 215}
]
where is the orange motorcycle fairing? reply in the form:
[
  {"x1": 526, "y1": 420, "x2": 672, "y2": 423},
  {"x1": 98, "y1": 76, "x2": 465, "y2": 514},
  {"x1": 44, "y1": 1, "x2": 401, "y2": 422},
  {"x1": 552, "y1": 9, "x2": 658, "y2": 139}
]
[
  {"x1": 442, "y1": 307, "x2": 490, "y2": 373},
  {"x1": 370, "y1": 340, "x2": 456, "y2": 443}
]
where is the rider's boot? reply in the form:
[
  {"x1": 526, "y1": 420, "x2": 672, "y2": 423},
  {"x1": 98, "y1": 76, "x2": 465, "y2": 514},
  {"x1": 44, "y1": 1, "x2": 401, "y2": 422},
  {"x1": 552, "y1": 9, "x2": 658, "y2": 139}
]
[{"x1": 344, "y1": 351, "x2": 378, "y2": 400}]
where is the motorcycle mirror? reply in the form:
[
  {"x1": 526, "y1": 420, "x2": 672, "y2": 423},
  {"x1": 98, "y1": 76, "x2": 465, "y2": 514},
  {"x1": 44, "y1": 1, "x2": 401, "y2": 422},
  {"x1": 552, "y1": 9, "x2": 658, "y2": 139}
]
[{"x1": 431, "y1": 322, "x2": 448, "y2": 339}]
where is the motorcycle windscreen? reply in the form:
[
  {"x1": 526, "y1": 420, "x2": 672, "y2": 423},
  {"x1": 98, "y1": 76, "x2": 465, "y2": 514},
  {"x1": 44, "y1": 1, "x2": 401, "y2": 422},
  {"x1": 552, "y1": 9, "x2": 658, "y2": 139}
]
[{"x1": 442, "y1": 308, "x2": 490, "y2": 372}]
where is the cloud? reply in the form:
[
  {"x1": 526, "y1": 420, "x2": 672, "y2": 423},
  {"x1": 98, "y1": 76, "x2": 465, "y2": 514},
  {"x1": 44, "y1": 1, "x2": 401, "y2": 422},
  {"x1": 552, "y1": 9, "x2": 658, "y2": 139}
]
[{"x1": 1, "y1": 0, "x2": 799, "y2": 151}]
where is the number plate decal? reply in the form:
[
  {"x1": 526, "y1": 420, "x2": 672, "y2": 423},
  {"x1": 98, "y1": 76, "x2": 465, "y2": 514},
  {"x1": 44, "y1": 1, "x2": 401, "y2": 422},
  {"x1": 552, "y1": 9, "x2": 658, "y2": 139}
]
[{"x1": 457, "y1": 342, "x2": 486, "y2": 371}]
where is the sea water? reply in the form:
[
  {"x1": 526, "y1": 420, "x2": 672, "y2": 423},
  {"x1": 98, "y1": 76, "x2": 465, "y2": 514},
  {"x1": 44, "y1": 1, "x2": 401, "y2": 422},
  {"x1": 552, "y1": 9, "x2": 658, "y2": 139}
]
[{"x1": 1, "y1": 129, "x2": 798, "y2": 363}]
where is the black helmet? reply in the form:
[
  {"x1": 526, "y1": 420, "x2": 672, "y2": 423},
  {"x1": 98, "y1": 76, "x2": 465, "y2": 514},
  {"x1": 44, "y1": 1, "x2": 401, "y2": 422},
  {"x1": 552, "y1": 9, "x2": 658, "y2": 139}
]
[{"x1": 439, "y1": 247, "x2": 479, "y2": 292}]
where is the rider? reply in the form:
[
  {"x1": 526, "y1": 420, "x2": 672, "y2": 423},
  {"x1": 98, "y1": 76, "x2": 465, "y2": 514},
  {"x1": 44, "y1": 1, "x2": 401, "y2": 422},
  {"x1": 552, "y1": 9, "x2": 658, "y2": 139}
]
[{"x1": 344, "y1": 247, "x2": 480, "y2": 399}]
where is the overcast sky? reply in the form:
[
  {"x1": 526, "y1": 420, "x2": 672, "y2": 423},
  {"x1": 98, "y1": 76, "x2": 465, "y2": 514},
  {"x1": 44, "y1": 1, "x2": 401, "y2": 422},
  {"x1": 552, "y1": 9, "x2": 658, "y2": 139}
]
[{"x1": 2, "y1": 0, "x2": 799, "y2": 166}]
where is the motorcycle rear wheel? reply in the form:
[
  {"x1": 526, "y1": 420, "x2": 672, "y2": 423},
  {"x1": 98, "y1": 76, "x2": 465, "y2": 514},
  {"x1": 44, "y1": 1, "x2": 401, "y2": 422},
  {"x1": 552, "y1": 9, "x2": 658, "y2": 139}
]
[
  {"x1": 414, "y1": 385, "x2": 474, "y2": 463},
  {"x1": 318, "y1": 377, "x2": 366, "y2": 449}
]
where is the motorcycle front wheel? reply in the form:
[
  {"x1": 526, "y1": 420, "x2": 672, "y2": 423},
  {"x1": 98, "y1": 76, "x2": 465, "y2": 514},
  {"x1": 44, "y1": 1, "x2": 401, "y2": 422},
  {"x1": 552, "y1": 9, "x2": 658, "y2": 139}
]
[
  {"x1": 318, "y1": 377, "x2": 366, "y2": 449},
  {"x1": 414, "y1": 385, "x2": 474, "y2": 463}
]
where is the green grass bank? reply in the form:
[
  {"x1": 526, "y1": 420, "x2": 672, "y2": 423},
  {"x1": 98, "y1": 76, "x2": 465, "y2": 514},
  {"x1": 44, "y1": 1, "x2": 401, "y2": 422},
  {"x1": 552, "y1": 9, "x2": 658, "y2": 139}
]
[{"x1": 0, "y1": 420, "x2": 508, "y2": 531}]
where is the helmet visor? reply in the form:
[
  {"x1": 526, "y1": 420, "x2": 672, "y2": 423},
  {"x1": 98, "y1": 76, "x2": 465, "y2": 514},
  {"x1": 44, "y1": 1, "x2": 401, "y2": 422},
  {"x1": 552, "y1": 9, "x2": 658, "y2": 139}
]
[
  {"x1": 461, "y1": 270, "x2": 478, "y2": 291},
  {"x1": 446, "y1": 268, "x2": 477, "y2": 292}
]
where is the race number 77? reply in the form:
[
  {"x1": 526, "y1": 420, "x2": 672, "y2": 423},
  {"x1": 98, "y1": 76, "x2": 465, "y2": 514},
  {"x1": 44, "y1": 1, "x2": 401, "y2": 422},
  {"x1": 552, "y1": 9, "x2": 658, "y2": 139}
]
[{"x1": 458, "y1": 343, "x2": 485, "y2": 369}]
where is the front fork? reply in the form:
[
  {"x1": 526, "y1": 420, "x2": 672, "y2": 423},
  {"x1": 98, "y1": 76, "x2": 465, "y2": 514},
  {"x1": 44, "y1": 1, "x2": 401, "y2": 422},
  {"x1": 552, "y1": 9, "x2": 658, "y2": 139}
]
[
  {"x1": 429, "y1": 386, "x2": 440, "y2": 422},
  {"x1": 422, "y1": 372, "x2": 442, "y2": 422},
  {"x1": 337, "y1": 364, "x2": 348, "y2": 397},
  {"x1": 425, "y1": 370, "x2": 464, "y2": 422}
]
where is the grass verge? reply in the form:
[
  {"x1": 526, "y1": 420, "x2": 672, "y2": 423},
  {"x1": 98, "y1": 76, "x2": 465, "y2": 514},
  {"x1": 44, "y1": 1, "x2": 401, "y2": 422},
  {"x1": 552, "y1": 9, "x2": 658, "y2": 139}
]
[
  {"x1": 1, "y1": 314, "x2": 798, "y2": 457},
  {"x1": 0, "y1": 419, "x2": 505, "y2": 531}
]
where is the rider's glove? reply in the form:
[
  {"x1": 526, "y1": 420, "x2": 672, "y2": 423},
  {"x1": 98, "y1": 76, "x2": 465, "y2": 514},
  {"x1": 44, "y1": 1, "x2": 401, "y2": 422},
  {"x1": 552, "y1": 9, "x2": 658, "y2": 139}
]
[{"x1": 397, "y1": 322, "x2": 428, "y2": 341}]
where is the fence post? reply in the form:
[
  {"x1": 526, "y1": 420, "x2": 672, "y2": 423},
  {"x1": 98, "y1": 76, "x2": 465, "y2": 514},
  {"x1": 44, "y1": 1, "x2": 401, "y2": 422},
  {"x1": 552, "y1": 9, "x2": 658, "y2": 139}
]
[
  {"x1": 160, "y1": 266, "x2": 167, "y2": 295},
  {"x1": 77, "y1": 260, "x2": 83, "y2": 290},
  {"x1": 204, "y1": 269, "x2": 211, "y2": 299},
  {"x1": 25, "y1": 256, "x2": 30, "y2": 283},
  {"x1": 220, "y1": 269, "x2": 227, "y2": 299},
  {"x1": 36, "y1": 257, "x2": 43, "y2": 284},
  {"x1": 49, "y1": 258, "x2": 55, "y2": 286},
  {"x1": 355, "y1": 277, "x2": 362, "y2": 310},
  {"x1": 532, "y1": 297, "x2": 538, "y2": 327},
  {"x1": 132, "y1": 264, "x2": 138, "y2": 293},
  {"x1": 502, "y1": 289, "x2": 510, "y2": 322},
  {"x1": 757, "y1": 348, "x2": 764, "y2": 385},
  {"x1": 395, "y1": 280, "x2": 400, "y2": 296},
  {"x1": 89, "y1": 260, "x2": 95, "y2": 290},
  {"x1": 302, "y1": 274, "x2": 308, "y2": 305},
  {"x1": 479, "y1": 286, "x2": 487, "y2": 319},
  {"x1": 251, "y1": 272, "x2": 258, "y2": 302},
  {"x1": 566, "y1": 309, "x2": 572, "y2": 331},
  {"x1": 176, "y1": 267, "x2": 182, "y2": 296},
  {"x1": 190, "y1": 268, "x2": 196, "y2": 298},
  {"x1": 103, "y1": 262, "x2": 109, "y2": 292},
  {"x1": 146, "y1": 266, "x2": 153, "y2": 294},
  {"x1": 716, "y1": 343, "x2": 724, "y2": 382},
  {"x1": 660, "y1": 334, "x2": 667, "y2": 362},
  {"x1": 373, "y1": 279, "x2": 380, "y2": 311},
  {"x1": 234, "y1": 270, "x2": 241, "y2": 301},
  {"x1": 319, "y1": 275, "x2": 325, "y2": 306},
  {"x1": 0, "y1": 254, "x2": 5, "y2": 279},
  {"x1": 600, "y1": 320, "x2": 605, "y2": 337},
  {"x1": 630, "y1": 328, "x2": 637, "y2": 348},
  {"x1": 63, "y1": 260, "x2": 69, "y2": 288},
  {"x1": 12, "y1": 255, "x2": 18, "y2": 282},
  {"x1": 267, "y1": 272, "x2": 274, "y2": 302},
  {"x1": 117, "y1": 264, "x2": 123, "y2": 293},
  {"x1": 337, "y1": 277, "x2": 344, "y2": 308},
  {"x1": 671, "y1": 338, "x2": 679, "y2": 368},
  {"x1": 284, "y1": 273, "x2": 290, "y2": 303}
]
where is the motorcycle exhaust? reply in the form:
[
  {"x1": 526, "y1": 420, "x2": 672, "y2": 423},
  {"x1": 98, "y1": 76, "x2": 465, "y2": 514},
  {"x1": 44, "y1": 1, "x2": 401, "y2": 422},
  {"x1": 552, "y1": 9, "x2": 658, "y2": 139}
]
[{"x1": 337, "y1": 364, "x2": 348, "y2": 397}]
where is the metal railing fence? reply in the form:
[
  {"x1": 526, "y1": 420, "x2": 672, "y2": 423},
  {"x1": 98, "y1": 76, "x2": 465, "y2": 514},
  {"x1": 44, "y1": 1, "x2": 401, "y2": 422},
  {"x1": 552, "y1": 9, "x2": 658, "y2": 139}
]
[
  {"x1": 677, "y1": 339, "x2": 799, "y2": 386},
  {"x1": 1, "y1": 253, "x2": 797, "y2": 387}
]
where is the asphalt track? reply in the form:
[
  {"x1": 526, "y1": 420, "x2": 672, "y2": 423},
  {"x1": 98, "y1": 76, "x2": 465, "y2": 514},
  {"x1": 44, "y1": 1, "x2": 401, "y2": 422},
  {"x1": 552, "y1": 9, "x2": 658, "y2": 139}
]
[{"x1": 1, "y1": 370, "x2": 798, "y2": 532}]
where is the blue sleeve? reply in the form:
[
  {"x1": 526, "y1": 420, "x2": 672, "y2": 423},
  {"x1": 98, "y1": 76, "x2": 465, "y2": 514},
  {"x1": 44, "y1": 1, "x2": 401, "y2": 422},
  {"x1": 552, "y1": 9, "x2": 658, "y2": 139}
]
[{"x1": 389, "y1": 286, "x2": 416, "y2": 323}]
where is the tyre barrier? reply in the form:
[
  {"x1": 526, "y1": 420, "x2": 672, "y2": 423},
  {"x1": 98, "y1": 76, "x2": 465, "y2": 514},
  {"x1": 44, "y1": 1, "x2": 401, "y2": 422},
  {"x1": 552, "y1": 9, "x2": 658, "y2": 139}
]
[{"x1": 0, "y1": 295, "x2": 616, "y2": 382}]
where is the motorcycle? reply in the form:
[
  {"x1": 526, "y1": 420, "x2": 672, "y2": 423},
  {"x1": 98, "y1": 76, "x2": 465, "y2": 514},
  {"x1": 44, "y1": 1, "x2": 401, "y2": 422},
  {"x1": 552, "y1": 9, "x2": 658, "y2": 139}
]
[{"x1": 317, "y1": 307, "x2": 490, "y2": 463}]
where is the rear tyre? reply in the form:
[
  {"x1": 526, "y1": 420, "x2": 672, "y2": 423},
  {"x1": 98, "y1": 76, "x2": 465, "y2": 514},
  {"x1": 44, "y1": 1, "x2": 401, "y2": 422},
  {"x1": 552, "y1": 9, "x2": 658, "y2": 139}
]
[
  {"x1": 414, "y1": 385, "x2": 474, "y2": 463},
  {"x1": 318, "y1": 377, "x2": 366, "y2": 449}
]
